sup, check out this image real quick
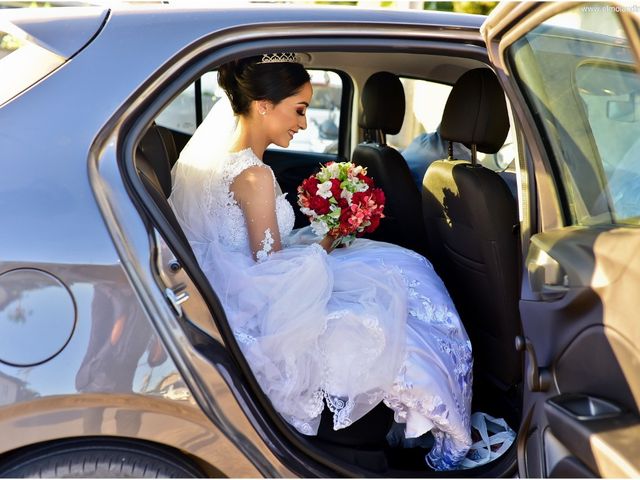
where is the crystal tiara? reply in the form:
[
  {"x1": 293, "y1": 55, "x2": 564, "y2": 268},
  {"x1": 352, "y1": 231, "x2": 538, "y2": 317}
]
[{"x1": 257, "y1": 52, "x2": 300, "y2": 64}]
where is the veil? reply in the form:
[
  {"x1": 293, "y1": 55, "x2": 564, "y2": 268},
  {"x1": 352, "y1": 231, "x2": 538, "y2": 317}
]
[{"x1": 169, "y1": 93, "x2": 237, "y2": 250}]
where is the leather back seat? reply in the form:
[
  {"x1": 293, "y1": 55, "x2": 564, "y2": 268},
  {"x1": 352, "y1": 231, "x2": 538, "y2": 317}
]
[
  {"x1": 136, "y1": 124, "x2": 190, "y2": 248},
  {"x1": 422, "y1": 69, "x2": 523, "y2": 391},
  {"x1": 352, "y1": 71, "x2": 429, "y2": 256}
]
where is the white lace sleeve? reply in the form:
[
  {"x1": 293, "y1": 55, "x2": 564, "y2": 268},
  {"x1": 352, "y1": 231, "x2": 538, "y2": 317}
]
[
  {"x1": 230, "y1": 164, "x2": 283, "y2": 262},
  {"x1": 255, "y1": 228, "x2": 275, "y2": 262}
]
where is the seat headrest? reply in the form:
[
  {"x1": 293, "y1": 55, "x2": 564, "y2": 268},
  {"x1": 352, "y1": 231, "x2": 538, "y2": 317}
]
[
  {"x1": 441, "y1": 69, "x2": 509, "y2": 154},
  {"x1": 359, "y1": 71, "x2": 405, "y2": 135}
]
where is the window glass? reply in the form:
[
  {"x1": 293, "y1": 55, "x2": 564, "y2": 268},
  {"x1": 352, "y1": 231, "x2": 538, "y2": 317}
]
[
  {"x1": 155, "y1": 83, "x2": 197, "y2": 135},
  {"x1": 201, "y1": 71, "x2": 222, "y2": 119},
  {"x1": 508, "y1": 3, "x2": 640, "y2": 225},
  {"x1": 576, "y1": 63, "x2": 640, "y2": 222},
  {"x1": 0, "y1": 30, "x2": 64, "y2": 106},
  {"x1": 390, "y1": 78, "x2": 515, "y2": 188},
  {"x1": 156, "y1": 71, "x2": 225, "y2": 135},
  {"x1": 156, "y1": 69, "x2": 342, "y2": 155}
]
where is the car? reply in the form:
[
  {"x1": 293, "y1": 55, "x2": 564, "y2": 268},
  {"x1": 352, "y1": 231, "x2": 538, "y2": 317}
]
[{"x1": 1, "y1": 2, "x2": 640, "y2": 477}]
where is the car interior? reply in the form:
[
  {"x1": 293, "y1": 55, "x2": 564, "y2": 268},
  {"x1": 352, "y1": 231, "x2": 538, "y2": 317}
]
[{"x1": 129, "y1": 47, "x2": 522, "y2": 477}]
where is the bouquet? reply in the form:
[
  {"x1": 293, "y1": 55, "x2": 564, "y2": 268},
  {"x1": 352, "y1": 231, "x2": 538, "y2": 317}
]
[{"x1": 297, "y1": 161, "x2": 385, "y2": 247}]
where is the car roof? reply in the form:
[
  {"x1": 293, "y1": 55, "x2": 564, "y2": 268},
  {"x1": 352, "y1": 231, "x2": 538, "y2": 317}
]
[
  {"x1": 1, "y1": 4, "x2": 487, "y2": 177},
  {"x1": 125, "y1": 3, "x2": 484, "y2": 23}
]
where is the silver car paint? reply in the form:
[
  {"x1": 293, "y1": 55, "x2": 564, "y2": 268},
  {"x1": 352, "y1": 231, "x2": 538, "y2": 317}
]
[{"x1": 0, "y1": 5, "x2": 485, "y2": 476}]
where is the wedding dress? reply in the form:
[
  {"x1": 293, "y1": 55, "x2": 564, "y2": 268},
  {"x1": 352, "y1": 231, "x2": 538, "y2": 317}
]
[{"x1": 168, "y1": 98, "x2": 473, "y2": 470}]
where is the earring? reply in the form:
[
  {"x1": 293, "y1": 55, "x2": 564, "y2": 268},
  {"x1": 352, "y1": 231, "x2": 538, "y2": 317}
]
[{"x1": 260, "y1": 110, "x2": 266, "y2": 116}]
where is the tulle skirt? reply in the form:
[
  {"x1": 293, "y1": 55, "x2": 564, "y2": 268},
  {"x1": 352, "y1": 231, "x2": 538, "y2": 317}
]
[{"x1": 196, "y1": 228, "x2": 473, "y2": 470}]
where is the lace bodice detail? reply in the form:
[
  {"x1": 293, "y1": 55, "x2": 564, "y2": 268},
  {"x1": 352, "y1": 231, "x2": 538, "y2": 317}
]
[{"x1": 206, "y1": 148, "x2": 295, "y2": 257}]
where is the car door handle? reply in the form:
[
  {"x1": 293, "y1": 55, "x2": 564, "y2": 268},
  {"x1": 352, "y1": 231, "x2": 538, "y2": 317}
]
[
  {"x1": 528, "y1": 246, "x2": 570, "y2": 301},
  {"x1": 515, "y1": 335, "x2": 551, "y2": 392}
]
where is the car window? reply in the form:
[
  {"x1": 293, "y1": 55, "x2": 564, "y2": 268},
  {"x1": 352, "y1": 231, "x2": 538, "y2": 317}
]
[
  {"x1": 389, "y1": 77, "x2": 515, "y2": 172},
  {"x1": 508, "y1": 4, "x2": 640, "y2": 225},
  {"x1": 0, "y1": 29, "x2": 65, "y2": 106},
  {"x1": 156, "y1": 69, "x2": 342, "y2": 155},
  {"x1": 576, "y1": 63, "x2": 640, "y2": 222},
  {"x1": 155, "y1": 71, "x2": 222, "y2": 135}
]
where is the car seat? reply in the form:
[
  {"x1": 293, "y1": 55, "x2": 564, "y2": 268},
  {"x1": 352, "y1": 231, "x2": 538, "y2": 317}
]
[
  {"x1": 352, "y1": 71, "x2": 428, "y2": 256},
  {"x1": 422, "y1": 68, "x2": 523, "y2": 392}
]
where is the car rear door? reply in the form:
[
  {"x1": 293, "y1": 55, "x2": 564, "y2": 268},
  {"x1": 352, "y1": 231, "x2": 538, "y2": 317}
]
[{"x1": 483, "y1": 2, "x2": 640, "y2": 477}]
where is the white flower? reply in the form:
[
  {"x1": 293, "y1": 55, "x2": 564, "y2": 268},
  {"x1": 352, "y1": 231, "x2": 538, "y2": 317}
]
[
  {"x1": 317, "y1": 180, "x2": 334, "y2": 199},
  {"x1": 326, "y1": 162, "x2": 341, "y2": 177},
  {"x1": 310, "y1": 219, "x2": 329, "y2": 236},
  {"x1": 351, "y1": 165, "x2": 364, "y2": 176},
  {"x1": 300, "y1": 207, "x2": 316, "y2": 217},
  {"x1": 355, "y1": 180, "x2": 369, "y2": 192},
  {"x1": 341, "y1": 189, "x2": 353, "y2": 204}
]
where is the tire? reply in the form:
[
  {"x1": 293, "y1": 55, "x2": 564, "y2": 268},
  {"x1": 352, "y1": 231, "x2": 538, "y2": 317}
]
[{"x1": 0, "y1": 439, "x2": 203, "y2": 478}]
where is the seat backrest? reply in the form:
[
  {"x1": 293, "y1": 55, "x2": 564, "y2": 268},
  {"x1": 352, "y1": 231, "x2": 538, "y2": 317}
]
[
  {"x1": 137, "y1": 124, "x2": 175, "y2": 198},
  {"x1": 136, "y1": 124, "x2": 191, "y2": 248},
  {"x1": 352, "y1": 71, "x2": 428, "y2": 255},
  {"x1": 422, "y1": 68, "x2": 522, "y2": 391}
]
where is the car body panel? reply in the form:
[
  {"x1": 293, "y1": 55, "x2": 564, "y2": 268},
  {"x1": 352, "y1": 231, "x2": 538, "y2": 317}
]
[
  {"x1": 0, "y1": 7, "x2": 108, "y2": 106},
  {"x1": 4, "y1": 6, "x2": 109, "y2": 58},
  {"x1": 0, "y1": 392, "x2": 262, "y2": 477},
  {"x1": 2, "y1": 6, "x2": 488, "y2": 477}
]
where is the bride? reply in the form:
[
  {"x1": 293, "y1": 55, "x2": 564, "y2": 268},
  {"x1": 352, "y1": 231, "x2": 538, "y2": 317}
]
[{"x1": 169, "y1": 53, "x2": 473, "y2": 470}]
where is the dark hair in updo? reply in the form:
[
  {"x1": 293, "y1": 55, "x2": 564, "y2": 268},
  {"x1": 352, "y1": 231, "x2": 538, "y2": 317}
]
[{"x1": 218, "y1": 55, "x2": 311, "y2": 116}]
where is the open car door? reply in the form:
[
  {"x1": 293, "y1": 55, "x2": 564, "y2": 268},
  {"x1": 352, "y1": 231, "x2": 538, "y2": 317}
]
[{"x1": 483, "y1": 2, "x2": 640, "y2": 477}]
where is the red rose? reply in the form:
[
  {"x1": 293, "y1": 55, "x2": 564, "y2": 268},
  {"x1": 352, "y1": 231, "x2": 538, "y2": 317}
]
[
  {"x1": 308, "y1": 195, "x2": 331, "y2": 214},
  {"x1": 330, "y1": 178, "x2": 342, "y2": 199},
  {"x1": 371, "y1": 188, "x2": 385, "y2": 206},
  {"x1": 358, "y1": 173, "x2": 374, "y2": 188},
  {"x1": 339, "y1": 208, "x2": 355, "y2": 236},
  {"x1": 364, "y1": 215, "x2": 381, "y2": 233},
  {"x1": 302, "y1": 176, "x2": 319, "y2": 195},
  {"x1": 338, "y1": 197, "x2": 349, "y2": 209},
  {"x1": 351, "y1": 191, "x2": 367, "y2": 206}
]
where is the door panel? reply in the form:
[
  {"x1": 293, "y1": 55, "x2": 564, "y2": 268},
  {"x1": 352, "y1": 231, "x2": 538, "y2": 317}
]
[
  {"x1": 521, "y1": 227, "x2": 640, "y2": 477},
  {"x1": 484, "y1": 2, "x2": 640, "y2": 477},
  {"x1": 545, "y1": 394, "x2": 640, "y2": 477}
]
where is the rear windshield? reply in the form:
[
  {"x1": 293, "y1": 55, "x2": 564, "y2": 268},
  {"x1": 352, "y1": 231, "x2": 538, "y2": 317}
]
[{"x1": 0, "y1": 28, "x2": 64, "y2": 106}]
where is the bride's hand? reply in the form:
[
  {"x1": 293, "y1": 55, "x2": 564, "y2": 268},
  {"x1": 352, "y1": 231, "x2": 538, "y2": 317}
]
[{"x1": 319, "y1": 234, "x2": 339, "y2": 253}]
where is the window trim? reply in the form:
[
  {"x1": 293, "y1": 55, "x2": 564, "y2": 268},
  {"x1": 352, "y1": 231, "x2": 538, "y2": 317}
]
[{"x1": 194, "y1": 77, "x2": 204, "y2": 126}]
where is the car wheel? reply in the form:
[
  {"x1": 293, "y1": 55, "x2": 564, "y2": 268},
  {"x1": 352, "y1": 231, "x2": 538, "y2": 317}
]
[{"x1": 0, "y1": 439, "x2": 203, "y2": 478}]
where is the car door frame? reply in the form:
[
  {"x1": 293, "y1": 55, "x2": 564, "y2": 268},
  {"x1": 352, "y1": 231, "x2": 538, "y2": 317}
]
[
  {"x1": 483, "y1": 2, "x2": 640, "y2": 477},
  {"x1": 112, "y1": 17, "x2": 495, "y2": 476}
]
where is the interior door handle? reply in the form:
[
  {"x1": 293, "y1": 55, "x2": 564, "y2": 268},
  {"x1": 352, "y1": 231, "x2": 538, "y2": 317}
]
[
  {"x1": 528, "y1": 247, "x2": 569, "y2": 301},
  {"x1": 515, "y1": 336, "x2": 551, "y2": 392}
]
